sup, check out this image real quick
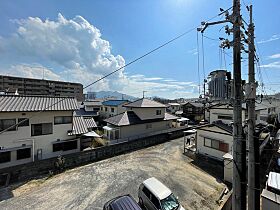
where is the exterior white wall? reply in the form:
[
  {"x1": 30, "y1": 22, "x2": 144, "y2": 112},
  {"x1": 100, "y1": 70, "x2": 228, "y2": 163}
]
[
  {"x1": 119, "y1": 120, "x2": 172, "y2": 139},
  {"x1": 84, "y1": 105, "x2": 101, "y2": 112},
  {"x1": 168, "y1": 105, "x2": 180, "y2": 114},
  {"x1": 209, "y1": 106, "x2": 261, "y2": 125},
  {"x1": 101, "y1": 105, "x2": 126, "y2": 118},
  {"x1": 196, "y1": 126, "x2": 233, "y2": 161},
  {"x1": 130, "y1": 107, "x2": 165, "y2": 120},
  {"x1": 0, "y1": 111, "x2": 79, "y2": 169}
]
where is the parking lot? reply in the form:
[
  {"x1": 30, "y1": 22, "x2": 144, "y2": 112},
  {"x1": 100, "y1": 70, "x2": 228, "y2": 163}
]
[{"x1": 0, "y1": 137, "x2": 225, "y2": 210}]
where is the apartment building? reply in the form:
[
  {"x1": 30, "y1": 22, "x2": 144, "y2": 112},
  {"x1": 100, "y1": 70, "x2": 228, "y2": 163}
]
[
  {"x1": 0, "y1": 95, "x2": 80, "y2": 169},
  {"x1": 0, "y1": 75, "x2": 84, "y2": 101}
]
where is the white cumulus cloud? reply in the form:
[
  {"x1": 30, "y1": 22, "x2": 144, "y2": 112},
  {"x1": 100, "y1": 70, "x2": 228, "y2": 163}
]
[{"x1": 0, "y1": 14, "x2": 198, "y2": 99}]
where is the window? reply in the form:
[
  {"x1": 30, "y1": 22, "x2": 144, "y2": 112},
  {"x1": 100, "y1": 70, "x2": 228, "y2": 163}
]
[
  {"x1": 54, "y1": 116, "x2": 72, "y2": 125},
  {"x1": 111, "y1": 108, "x2": 114, "y2": 113},
  {"x1": 105, "y1": 107, "x2": 108, "y2": 112},
  {"x1": 17, "y1": 148, "x2": 31, "y2": 160},
  {"x1": 151, "y1": 194, "x2": 161, "y2": 209},
  {"x1": 142, "y1": 186, "x2": 150, "y2": 198},
  {"x1": 31, "y1": 123, "x2": 53, "y2": 136},
  {"x1": 156, "y1": 110, "x2": 161, "y2": 115},
  {"x1": 217, "y1": 115, "x2": 233, "y2": 120},
  {"x1": 0, "y1": 119, "x2": 16, "y2": 131},
  {"x1": 0, "y1": 151, "x2": 11, "y2": 163},
  {"x1": 53, "y1": 140, "x2": 77, "y2": 152},
  {"x1": 18, "y1": 118, "x2": 29, "y2": 127},
  {"x1": 146, "y1": 124, "x2": 152, "y2": 129},
  {"x1": 204, "y1": 137, "x2": 229, "y2": 153}
]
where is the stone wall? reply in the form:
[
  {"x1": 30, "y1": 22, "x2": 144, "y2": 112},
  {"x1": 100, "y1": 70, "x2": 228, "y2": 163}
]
[{"x1": 0, "y1": 129, "x2": 185, "y2": 184}]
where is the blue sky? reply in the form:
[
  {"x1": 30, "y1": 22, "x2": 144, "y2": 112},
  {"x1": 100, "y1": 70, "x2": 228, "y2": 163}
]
[{"x1": 0, "y1": 0, "x2": 279, "y2": 99}]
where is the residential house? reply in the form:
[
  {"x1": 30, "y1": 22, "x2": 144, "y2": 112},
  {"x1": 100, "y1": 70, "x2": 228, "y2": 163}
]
[
  {"x1": 208, "y1": 103, "x2": 264, "y2": 125},
  {"x1": 258, "y1": 98, "x2": 280, "y2": 123},
  {"x1": 196, "y1": 121, "x2": 233, "y2": 161},
  {"x1": 103, "y1": 98, "x2": 178, "y2": 141},
  {"x1": 100, "y1": 100, "x2": 129, "y2": 119},
  {"x1": 167, "y1": 103, "x2": 181, "y2": 114},
  {"x1": 182, "y1": 102, "x2": 204, "y2": 122},
  {"x1": 0, "y1": 95, "x2": 79, "y2": 169}
]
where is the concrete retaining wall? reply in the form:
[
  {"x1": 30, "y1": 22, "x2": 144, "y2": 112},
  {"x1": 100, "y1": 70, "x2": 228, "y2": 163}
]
[{"x1": 0, "y1": 129, "x2": 185, "y2": 183}]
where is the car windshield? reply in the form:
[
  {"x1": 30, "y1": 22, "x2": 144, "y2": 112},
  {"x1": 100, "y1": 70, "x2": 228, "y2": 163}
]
[{"x1": 160, "y1": 193, "x2": 180, "y2": 210}]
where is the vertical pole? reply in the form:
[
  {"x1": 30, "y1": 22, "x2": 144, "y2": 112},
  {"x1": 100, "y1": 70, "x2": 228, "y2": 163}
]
[
  {"x1": 247, "y1": 5, "x2": 260, "y2": 210},
  {"x1": 232, "y1": 0, "x2": 246, "y2": 209}
]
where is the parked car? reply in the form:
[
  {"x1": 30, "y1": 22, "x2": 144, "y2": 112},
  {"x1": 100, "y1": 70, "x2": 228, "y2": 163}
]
[
  {"x1": 138, "y1": 177, "x2": 185, "y2": 210},
  {"x1": 103, "y1": 194, "x2": 142, "y2": 210}
]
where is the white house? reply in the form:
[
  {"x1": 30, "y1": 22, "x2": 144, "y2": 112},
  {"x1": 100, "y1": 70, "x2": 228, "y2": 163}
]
[
  {"x1": 100, "y1": 100, "x2": 129, "y2": 119},
  {"x1": 208, "y1": 103, "x2": 264, "y2": 125},
  {"x1": 0, "y1": 95, "x2": 79, "y2": 169},
  {"x1": 103, "y1": 98, "x2": 178, "y2": 141},
  {"x1": 196, "y1": 122, "x2": 233, "y2": 161},
  {"x1": 167, "y1": 103, "x2": 181, "y2": 114}
]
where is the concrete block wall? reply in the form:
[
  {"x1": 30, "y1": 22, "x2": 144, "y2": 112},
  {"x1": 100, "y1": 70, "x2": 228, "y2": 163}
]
[{"x1": 0, "y1": 129, "x2": 185, "y2": 183}]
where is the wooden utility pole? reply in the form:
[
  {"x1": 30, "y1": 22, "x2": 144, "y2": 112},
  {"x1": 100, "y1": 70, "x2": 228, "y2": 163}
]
[
  {"x1": 247, "y1": 5, "x2": 260, "y2": 210},
  {"x1": 232, "y1": 0, "x2": 247, "y2": 209}
]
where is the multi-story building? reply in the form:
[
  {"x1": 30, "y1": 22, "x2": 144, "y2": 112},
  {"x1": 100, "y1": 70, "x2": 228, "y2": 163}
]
[
  {"x1": 0, "y1": 75, "x2": 84, "y2": 101},
  {"x1": 0, "y1": 95, "x2": 80, "y2": 169}
]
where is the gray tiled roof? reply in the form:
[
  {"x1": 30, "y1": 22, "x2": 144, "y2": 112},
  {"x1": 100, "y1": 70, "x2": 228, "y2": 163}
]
[
  {"x1": 104, "y1": 111, "x2": 178, "y2": 126},
  {"x1": 0, "y1": 95, "x2": 78, "y2": 112},
  {"x1": 124, "y1": 98, "x2": 166, "y2": 108},
  {"x1": 72, "y1": 116, "x2": 97, "y2": 135}
]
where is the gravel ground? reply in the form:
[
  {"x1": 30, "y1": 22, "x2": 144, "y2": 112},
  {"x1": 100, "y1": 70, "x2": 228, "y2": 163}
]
[{"x1": 0, "y1": 137, "x2": 225, "y2": 210}]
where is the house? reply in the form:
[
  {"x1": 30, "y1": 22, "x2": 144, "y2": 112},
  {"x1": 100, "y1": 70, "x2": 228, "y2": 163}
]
[
  {"x1": 167, "y1": 103, "x2": 181, "y2": 114},
  {"x1": 100, "y1": 100, "x2": 129, "y2": 119},
  {"x1": 258, "y1": 98, "x2": 280, "y2": 123},
  {"x1": 69, "y1": 115, "x2": 98, "y2": 150},
  {"x1": 182, "y1": 102, "x2": 204, "y2": 122},
  {"x1": 74, "y1": 100, "x2": 103, "y2": 122},
  {"x1": 208, "y1": 103, "x2": 265, "y2": 125},
  {"x1": 0, "y1": 95, "x2": 79, "y2": 169},
  {"x1": 196, "y1": 121, "x2": 233, "y2": 161},
  {"x1": 103, "y1": 98, "x2": 178, "y2": 141}
]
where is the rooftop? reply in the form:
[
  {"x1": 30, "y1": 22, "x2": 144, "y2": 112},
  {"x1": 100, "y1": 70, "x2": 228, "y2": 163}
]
[
  {"x1": 124, "y1": 98, "x2": 166, "y2": 108},
  {"x1": 102, "y1": 100, "x2": 129, "y2": 107},
  {"x1": 143, "y1": 177, "x2": 171, "y2": 200},
  {"x1": 104, "y1": 111, "x2": 178, "y2": 126},
  {"x1": 71, "y1": 116, "x2": 97, "y2": 135},
  {"x1": 0, "y1": 95, "x2": 78, "y2": 112}
]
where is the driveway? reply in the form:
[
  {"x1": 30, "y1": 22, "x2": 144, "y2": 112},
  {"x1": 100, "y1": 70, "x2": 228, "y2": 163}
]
[{"x1": 0, "y1": 137, "x2": 225, "y2": 210}]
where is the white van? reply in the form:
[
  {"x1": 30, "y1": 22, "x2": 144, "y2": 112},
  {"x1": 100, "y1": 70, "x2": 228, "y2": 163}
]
[{"x1": 138, "y1": 177, "x2": 185, "y2": 210}]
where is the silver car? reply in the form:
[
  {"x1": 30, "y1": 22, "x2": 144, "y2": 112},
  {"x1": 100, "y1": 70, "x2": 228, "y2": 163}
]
[{"x1": 138, "y1": 177, "x2": 185, "y2": 210}]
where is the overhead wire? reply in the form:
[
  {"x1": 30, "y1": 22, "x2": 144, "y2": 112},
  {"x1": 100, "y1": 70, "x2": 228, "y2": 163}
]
[{"x1": 0, "y1": 7, "x2": 233, "y2": 135}]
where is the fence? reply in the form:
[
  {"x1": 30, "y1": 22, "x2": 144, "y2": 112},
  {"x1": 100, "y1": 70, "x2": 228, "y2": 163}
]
[{"x1": 0, "y1": 128, "x2": 187, "y2": 184}]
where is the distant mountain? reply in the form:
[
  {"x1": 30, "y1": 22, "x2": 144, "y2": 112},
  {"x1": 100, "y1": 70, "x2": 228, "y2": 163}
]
[{"x1": 95, "y1": 91, "x2": 138, "y2": 101}]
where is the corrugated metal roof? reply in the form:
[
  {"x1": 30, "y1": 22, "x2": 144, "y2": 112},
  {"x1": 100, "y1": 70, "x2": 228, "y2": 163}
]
[
  {"x1": 72, "y1": 116, "x2": 97, "y2": 135},
  {"x1": 84, "y1": 118, "x2": 97, "y2": 128},
  {"x1": 0, "y1": 95, "x2": 78, "y2": 112},
  {"x1": 102, "y1": 100, "x2": 129, "y2": 107},
  {"x1": 124, "y1": 98, "x2": 166, "y2": 108}
]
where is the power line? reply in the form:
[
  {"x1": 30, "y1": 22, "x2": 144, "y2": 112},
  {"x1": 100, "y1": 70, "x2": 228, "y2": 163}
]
[{"x1": 0, "y1": 9, "x2": 230, "y2": 135}]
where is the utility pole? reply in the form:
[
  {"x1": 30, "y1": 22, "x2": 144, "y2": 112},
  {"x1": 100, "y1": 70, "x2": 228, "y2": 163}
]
[
  {"x1": 247, "y1": 5, "x2": 260, "y2": 210},
  {"x1": 232, "y1": 1, "x2": 247, "y2": 209},
  {"x1": 198, "y1": 1, "x2": 246, "y2": 209},
  {"x1": 143, "y1": 91, "x2": 147, "y2": 98}
]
